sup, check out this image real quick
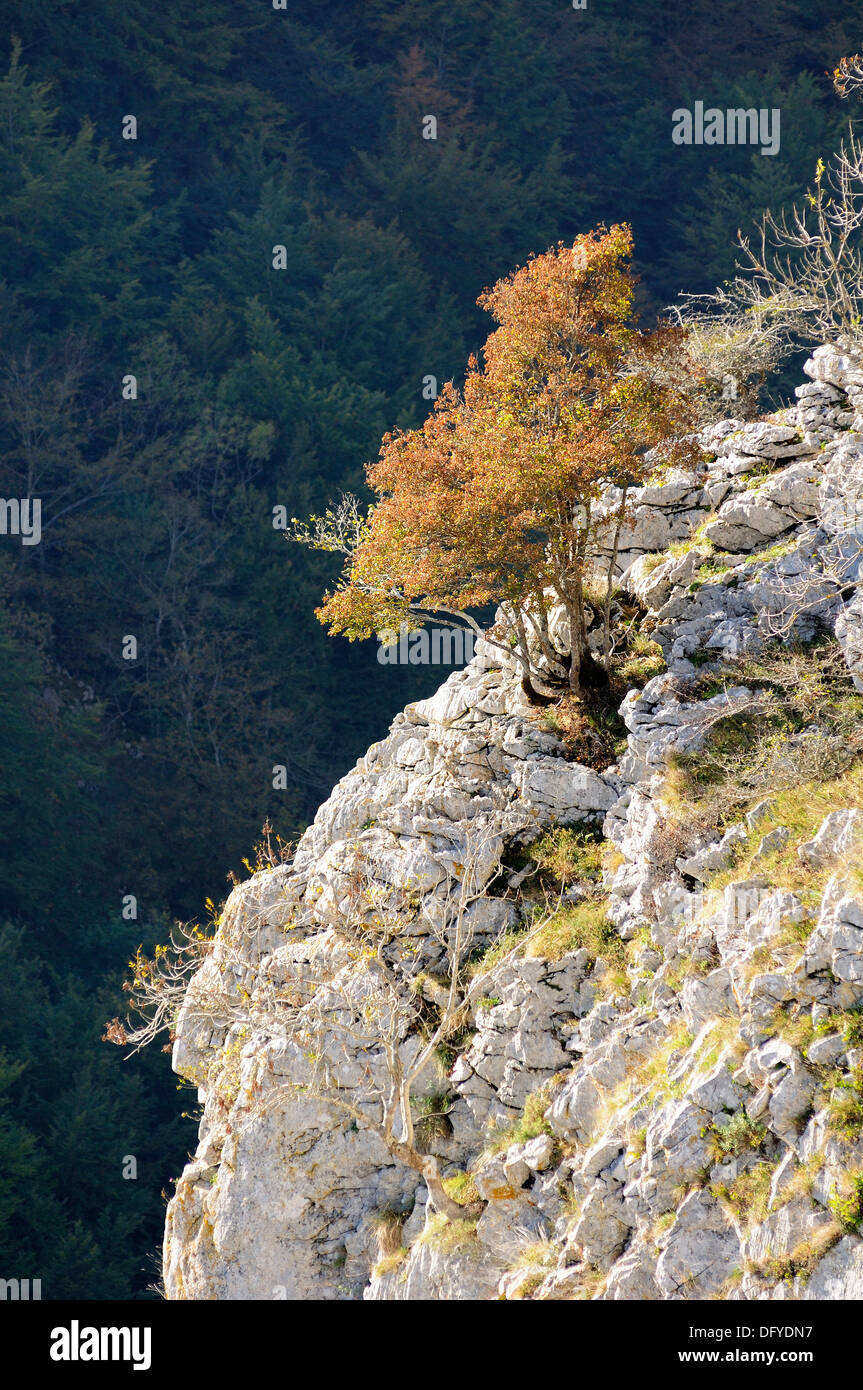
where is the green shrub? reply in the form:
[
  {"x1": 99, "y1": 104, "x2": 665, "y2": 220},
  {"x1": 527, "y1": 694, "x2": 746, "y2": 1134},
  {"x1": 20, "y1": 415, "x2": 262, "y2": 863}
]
[
  {"x1": 442, "y1": 1171, "x2": 481, "y2": 1207},
  {"x1": 486, "y1": 1082, "x2": 558, "y2": 1155},
  {"x1": 526, "y1": 900, "x2": 623, "y2": 975},
  {"x1": 712, "y1": 1160, "x2": 774, "y2": 1228},
  {"x1": 827, "y1": 1069, "x2": 863, "y2": 1140},
  {"x1": 523, "y1": 825, "x2": 605, "y2": 887},
  {"x1": 707, "y1": 1109, "x2": 766, "y2": 1160},
  {"x1": 829, "y1": 1173, "x2": 863, "y2": 1232}
]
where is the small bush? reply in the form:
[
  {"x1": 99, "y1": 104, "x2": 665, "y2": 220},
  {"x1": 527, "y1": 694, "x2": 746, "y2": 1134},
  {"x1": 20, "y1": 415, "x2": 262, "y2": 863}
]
[
  {"x1": 827, "y1": 1068, "x2": 863, "y2": 1140},
  {"x1": 618, "y1": 631, "x2": 666, "y2": 687},
  {"x1": 829, "y1": 1172, "x2": 863, "y2": 1232},
  {"x1": 628, "y1": 1125, "x2": 648, "y2": 1159},
  {"x1": 442, "y1": 1171, "x2": 481, "y2": 1207},
  {"x1": 369, "y1": 1206, "x2": 406, "y2": 1258},
  {"x1": 523, "y1": 825, "x2": 605, "y2": 888},
  {"x1": 840, "y1": 1009, "x2": 863, "y2": 1049},
  {"x1": 639, "y1": 552, "x2": 667, "y2": 574},
  {"x1": 486, "y1": 1082, "x2": 557, "y2": 1155},
  {"x1": 712, "y1": 1161, "x2": 774, "y2": 1228},
  {"x1": 372, "y1": 1248, "x2": 408, "y2": 1279},
  {"x1": 420, "y1": 1213, "x2": 479, "y2": 1253},
  {"x1": 665, "y1": 643, "x2": 863, "y2": 839},
  {"x1": 540, "y1": 690, "x2": 628, "y2": 768},
  {"x1": 749, "y1": 1224, "x2": 841, "y2": 1285},
  {"x1": 526, "y1": 900, "x2": 623, "y2": 972},
  {"x1": 668, "y1": 522, "x2": 718, "y2": 558},
  {"x1": 466, "y1": 926, "x2": 528, "y2": 980},
  {"x1": 707, "y1": 1109, "x2": 766, "y2": 1160}
]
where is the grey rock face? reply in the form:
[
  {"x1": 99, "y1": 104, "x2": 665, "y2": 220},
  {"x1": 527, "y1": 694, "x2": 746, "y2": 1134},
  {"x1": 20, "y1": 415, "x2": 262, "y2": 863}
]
[
  {"x1": 163, "y1": 346, "x2": 863, "y2": 1301},
  {"x1": 803, "y1": 1236, "x2": 863, "y2": 1299},
  {"x1": 655, "y1": 1190, "x2": 740, "y2": 1298}
]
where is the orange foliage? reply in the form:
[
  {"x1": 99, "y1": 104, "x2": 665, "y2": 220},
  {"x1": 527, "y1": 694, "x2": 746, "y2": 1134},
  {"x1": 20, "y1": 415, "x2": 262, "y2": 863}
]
[
  {"x1": 833, "y1": 54, "x2": 863, "y2": 100},
  {"x1": 315, "y1": 225, "x2": 695, "y2": 694},
  {"x1": 392, "y1": 44, "x2": 475, "y2": 133}
]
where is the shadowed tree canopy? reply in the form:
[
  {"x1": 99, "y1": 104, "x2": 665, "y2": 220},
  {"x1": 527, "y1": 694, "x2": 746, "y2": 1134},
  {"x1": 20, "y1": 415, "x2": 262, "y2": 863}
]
[{"x1": 0, "y1": 0, "x2": 857, "y2": 1298}]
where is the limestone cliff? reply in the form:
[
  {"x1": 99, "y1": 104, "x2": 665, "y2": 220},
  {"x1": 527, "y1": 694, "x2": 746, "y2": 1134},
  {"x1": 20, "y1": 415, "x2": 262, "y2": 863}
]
[{"x1": 164, "y1": 347, "x2": 863, "y2": 1300}]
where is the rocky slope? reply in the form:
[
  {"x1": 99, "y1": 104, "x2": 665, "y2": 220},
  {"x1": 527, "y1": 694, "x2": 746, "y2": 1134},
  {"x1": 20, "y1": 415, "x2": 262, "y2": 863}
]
[{"x1": 164, "y1": 346, "x2": 863, "y2": 1300}]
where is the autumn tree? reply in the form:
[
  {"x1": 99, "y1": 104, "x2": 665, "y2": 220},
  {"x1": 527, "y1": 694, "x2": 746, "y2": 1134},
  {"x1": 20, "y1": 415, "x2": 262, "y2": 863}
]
[{"x1": 294, "y1": 225, "x2": 695, "y2": 697}]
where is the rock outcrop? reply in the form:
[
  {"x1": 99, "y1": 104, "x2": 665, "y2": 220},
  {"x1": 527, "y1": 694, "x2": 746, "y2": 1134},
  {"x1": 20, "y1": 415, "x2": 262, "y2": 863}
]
[{"x1": 164, "y1": 347, "x2": 863, "y2": 1301}]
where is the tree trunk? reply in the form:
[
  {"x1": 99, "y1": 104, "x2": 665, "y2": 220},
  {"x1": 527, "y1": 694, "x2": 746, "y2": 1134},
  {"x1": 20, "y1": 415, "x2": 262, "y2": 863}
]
[
  {"x1": 603, "y1": 485, "x2": 628, "y2": 670},
  {"x1": 421, "y1": 1156, "x2": 482, "y2": 1221},
  {"x1": 566, "y1": 593, "x2": 585, "y2": 695},
  {"x1": 513, "y1": 607, "x2": 564, "y2": 701},
  {"x1": 387, "y1": 1137, "x2": 481, "y2": 1222}
]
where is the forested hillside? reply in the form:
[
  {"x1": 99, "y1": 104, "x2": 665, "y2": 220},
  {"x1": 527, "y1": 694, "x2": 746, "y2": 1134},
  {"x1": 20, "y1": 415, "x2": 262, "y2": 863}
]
[{"x1": 0, "y1": 0, "x2": 857, "y2": 1298}]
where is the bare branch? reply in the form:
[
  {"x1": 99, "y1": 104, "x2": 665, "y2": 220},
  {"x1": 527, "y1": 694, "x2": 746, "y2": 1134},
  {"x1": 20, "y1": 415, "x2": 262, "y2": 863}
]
[
  {"x1": 287, "y1": 493, "x2": 370, "y2": 555},
  {"x1": 718, "y1": 131, "x2": 863, "y2": 354}
]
